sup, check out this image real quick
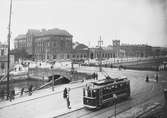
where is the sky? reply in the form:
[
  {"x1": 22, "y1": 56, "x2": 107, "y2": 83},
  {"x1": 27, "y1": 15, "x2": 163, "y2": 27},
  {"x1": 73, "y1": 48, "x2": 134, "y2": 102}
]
[{"x1": 0, "y1": 0, "x2": 167, "y2": 48}]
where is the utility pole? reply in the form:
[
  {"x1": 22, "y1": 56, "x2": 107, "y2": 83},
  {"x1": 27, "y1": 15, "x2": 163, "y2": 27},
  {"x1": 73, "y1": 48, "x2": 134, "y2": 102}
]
[
  {"x1": 113, "y1": 94, "x2": 117, "y2": 118},
  {"x1": 45, "y1": 47, "x2": 48, "y2": 62},
  {"x1": 7, "y1": 0, "x2": 12, "y2": 100},
  {"x1": 98, "y1": 36, "x2": 103, "y2": 72},
  {"x1": 88, "y1": 41, "x2": 90, "y2": 63},
  {"x1": 71, "y1": 60, "x2": 74, "y2": 81},
  {"x1": 51, "y1": 65, "x2": 54, "y2": 91}
]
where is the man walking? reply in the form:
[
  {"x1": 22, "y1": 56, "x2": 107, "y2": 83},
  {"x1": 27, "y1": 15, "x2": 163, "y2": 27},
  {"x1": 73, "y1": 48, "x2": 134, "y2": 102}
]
[
  {"x1": 67, "y1": 92, "x2": 71, "y2": 109},
  {"x1": 9, "y1": 89, "x2": 15, "y2": 101},
  {"x1": 63, "y1": 88, "x2": 71, "y2": 109},
  {"x1": 28, "y1": 85, "x2": 33, "y2": 96},
  {"x1": 146, "y1": 75, "x2": 149, "y2": 82},
  {"x1": 20, "y1": 88, "x2": 24, "y2": 96},
  {"x1": 63, "y1": 88, "x2": 67, "y2": 99},
  {"x1": 155, "y1": 73, "x2": 158, "y2": 83}
]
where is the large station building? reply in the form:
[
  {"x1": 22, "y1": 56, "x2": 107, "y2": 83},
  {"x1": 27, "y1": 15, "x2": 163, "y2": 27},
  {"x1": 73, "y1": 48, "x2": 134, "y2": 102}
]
[
  {"x1": 14, "y1": 28, "x2": 157, "y2": 61},
  {"x1": 14, "y1": 28, "x2": 73, "y2": 61}
]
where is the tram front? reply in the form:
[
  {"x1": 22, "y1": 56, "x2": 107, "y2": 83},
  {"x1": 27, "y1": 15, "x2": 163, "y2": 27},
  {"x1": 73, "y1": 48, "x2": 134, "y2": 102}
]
[{"x1": 83, "y1": 83, "x2": 100, "y2": 108}]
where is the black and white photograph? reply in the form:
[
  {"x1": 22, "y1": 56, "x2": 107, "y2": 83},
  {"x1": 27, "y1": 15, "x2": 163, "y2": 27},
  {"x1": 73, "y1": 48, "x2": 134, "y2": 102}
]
[{"x1": 0, "y1": 0, "x2": 167, "y2": 118}]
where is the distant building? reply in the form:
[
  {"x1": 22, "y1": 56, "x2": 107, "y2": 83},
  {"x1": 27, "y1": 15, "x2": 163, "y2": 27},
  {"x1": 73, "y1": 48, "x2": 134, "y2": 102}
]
[
  {"x1": 71, "y1": 42, "x2": 89, "y2": 60},
  {"x1": 89, "y1": 46, "x2": 115, "y2": 59},
  {"x1": 89, "y1": 40, "x2": 125, "y2": 59},
  {"x1": 120, "y1": 44, "x2": 152, "y2": 57},
  {"x1": 113, "y1": 40, "x2": 120, "y2": 57},
  {"x1": 14, "y1": 28, "x2": 73, "y2": 61},
  {"x1": 0, "y1": 43, "x2": 14, "y2": 75}
]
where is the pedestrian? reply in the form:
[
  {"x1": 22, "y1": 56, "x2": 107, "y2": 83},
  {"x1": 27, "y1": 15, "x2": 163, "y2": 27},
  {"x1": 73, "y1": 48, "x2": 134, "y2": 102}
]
[
  {"x1": 12, "y1": 89, "x2": 15, "y2": 100},
  {"x1": 96, "y1": 73, "x2": 98, "y2": 80},
  {"x1": 67, "y1": 95, "x2": 71, "y2": 109},
  {"x1": 28, "y1": 85, "x2": 33, "y2": 96},
  {"x1": 92, "y1": 72, "x2": 95, "y2": 80},
  {"x1": 20, "y1": 88, "x2": 24, "y2": 96},
  {"x1": 19, "y1": 67, "x2": 21, "y2": 71},
  {"x1": 146, "y1": 75, "x2": 149, "y2": 82},
  {"x1": 66, "y1": 88, "x2": 71, "y2": 109},
  {"x1": 9, "y1": 90, "x2": 13, "y2": 101},
  {"x1": 155, "y1": 73, "x2": 158, "y2": 83},
  {"x1": 63, "y1": 88, "x2": 67, "y2": 99}
]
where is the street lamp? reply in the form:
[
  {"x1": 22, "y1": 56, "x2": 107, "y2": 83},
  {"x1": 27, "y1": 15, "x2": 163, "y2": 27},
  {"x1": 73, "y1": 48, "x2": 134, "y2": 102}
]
[
  {"x1": 113, "y1": 94, "x2": 117, "y2": 118},
  {"x1": 98, "y1": 36, "x2": 103, "y2": 72},
  {"x1": 51, "y1": 65, "x2": 54, "y2": 91}
]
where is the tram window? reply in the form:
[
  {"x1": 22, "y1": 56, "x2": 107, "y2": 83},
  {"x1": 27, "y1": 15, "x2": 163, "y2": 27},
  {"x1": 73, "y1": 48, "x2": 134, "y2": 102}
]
[
  {"x1": 85, "y1": 89, "x2": 88, "y2": 96},
  {"x1": 88, "y1": 90, "x2": 91, "y2": 97},
  {"x1": 126, "y1": 82, "x2": 129, "y2": 86},
  {"x1": 107, "y1": 87, "x2": 110, "y2": 92},
  {"x1": 117, "y1": 84, "x2": 120, "y2": 89},
  {"x1": 103, "y1": 88, "x2": 106, "y2": 94},
  {"x1": 122, "y1": 83, "x2": 126, "y2": 88},
  {"x1": 83, "y1": 89, "x2": 85, "y2": 96},
  {"x1": 119, "y1": 84, "x2": 122, "y2": 89},
  {"x1": 111, "y1": 85, "x2": 115, "y2": 91},
  {"x1": 109, "y1": 86, "x2": 112, "y2": 92},
  {"x1": 104, "y1": 87, "x2": 108, "y2": 94},
  {"x1": 92, "y1": 90, "x2": 96, "y2": 97}
]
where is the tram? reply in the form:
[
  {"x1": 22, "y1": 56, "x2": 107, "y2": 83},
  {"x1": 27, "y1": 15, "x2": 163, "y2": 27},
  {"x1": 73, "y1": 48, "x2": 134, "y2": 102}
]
[{"x1": 83, "y1": 76, "x2": 130, "y2": 109}]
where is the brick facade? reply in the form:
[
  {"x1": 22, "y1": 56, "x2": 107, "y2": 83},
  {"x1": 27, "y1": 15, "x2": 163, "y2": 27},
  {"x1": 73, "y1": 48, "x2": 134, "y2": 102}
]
[{"x1": 14, "y1": 28, "x2": 73, "y2": 61}]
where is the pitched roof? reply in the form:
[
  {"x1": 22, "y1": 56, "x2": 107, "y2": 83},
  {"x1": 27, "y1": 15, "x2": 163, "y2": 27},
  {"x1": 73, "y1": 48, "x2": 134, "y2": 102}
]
[
  {"x1": 45, "y1": 28, "x2": 72, "y2": 37},
  {"x1": 15, "y1": 28, "x2": 73, "y2": 40},
  {"x1": 15, "y1": 34, "x2": 26, "y2": 40},
  {"x1": 27, "y1": 29, "x2": 41, "y2": 36},
  {"x1": 73, "y1": 42, "x2": 88, "y2": 50},
  {"x1": 28, "y1": 28, "x2": 72, "y2": 37}
]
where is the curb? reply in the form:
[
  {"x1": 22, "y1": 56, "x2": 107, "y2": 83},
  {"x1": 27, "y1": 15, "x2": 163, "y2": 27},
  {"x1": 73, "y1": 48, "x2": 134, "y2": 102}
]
[
  {"x1": 53, "y1": 105, "x2": 84, "y2": 118},
  {"x1": 35, "y1": 104, "x2": 84, "y2": 118}
]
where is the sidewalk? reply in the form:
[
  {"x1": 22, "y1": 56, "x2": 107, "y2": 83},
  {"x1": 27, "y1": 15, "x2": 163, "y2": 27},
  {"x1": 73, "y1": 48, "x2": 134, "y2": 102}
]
[
  {"x1": 35, "y1": 104, "x2": 84, "y2": 118},
  {"x1": 0, "y1": 79, "x2": 95, "y2": 110}
]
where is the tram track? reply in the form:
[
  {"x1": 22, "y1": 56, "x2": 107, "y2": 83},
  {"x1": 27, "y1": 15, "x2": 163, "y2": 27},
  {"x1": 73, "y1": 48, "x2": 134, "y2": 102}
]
[
  {"x1": 56, "y1": 75, "x2": 161, "y2": 118},
  {"x1": 79, "y1": 85, "x2": 158, "y2": 118}
]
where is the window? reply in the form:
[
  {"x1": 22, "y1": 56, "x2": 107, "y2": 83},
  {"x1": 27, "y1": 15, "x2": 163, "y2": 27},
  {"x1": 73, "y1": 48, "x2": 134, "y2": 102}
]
[
  {"x1": 67, "y1": 54, "x2": 69, "y2": 59},
  {"x1": 54, "y1": 42, "x2": 56, "y2": 47},
  {"x1": 1, "y1": 63, "x2": 5, "y2": 69},
  {"x1": 60, "y1": 40, "x2": 65, "y2": 50},
  {"x1": 53, "y1": 55, "x2": 57, "y2": 59},
  {"x1": 1, "y1": 49, "x2": 4, "y2": 56}
]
